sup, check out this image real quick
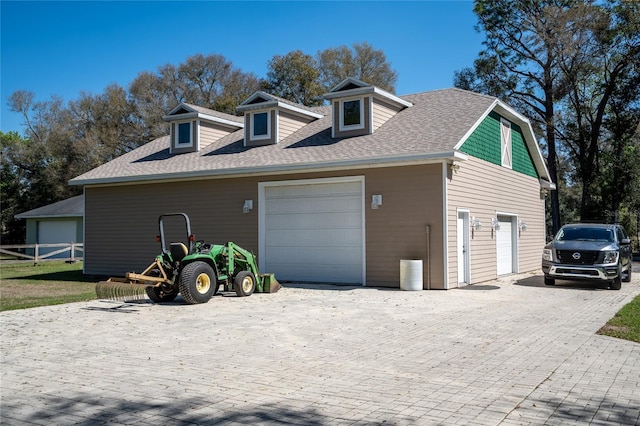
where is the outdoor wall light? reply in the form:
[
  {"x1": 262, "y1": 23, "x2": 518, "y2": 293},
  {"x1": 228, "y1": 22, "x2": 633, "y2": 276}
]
[
  {"x1": 518, "y1": 220, "x2": 528, "y2": 236},
  {"x1": 243, "y1": 200, "x2": 253, "y2": 213},
  {"x1": 471, "y1": 217, "x2": 482, "y2": 238},
  {"x1": 450, "y1": 161, "x2": 460, "y2": 173},
  {"x1": 371, "y1": 194, "x2": 382, "y2": 209},
  {"x1": 491, "y1": 217, "x2": 500, "y2": 239}
]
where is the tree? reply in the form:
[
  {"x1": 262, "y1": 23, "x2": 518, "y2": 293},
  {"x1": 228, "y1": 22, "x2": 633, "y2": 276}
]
[
  {"x1": 454, "y1": 0, "x2": 639, "y2": 232},
  {"x1": 317, "y1": 42, "x2": 398, "y2": 92},
  {"x1": 262, "y1": 50, "x2": 325, "y2": 106},
  {"x1": 129, "y1": 53, "x2": 259, "y2": 138}
]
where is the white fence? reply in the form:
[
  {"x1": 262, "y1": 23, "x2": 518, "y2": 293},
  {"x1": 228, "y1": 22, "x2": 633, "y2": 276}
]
[{"x1": 0, "y1": 243, "x2": 84, "y2": 264}]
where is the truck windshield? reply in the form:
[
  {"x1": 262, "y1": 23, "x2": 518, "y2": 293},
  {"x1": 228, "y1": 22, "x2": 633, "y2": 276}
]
[{"x1": 556, "y1": 227, "x2": 614, "y2": 242}]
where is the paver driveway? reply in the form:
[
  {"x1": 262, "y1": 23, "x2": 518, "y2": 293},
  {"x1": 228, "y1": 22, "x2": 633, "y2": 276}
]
[{"x1": 1, "y1": 270, "x2": 639, "y2": 425}]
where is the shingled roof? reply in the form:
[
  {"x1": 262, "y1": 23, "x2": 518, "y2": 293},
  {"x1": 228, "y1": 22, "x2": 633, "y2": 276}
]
[
  {"x1": 69, "y1": 88, "x2": 537, "y2": 186},
  {"x1": 15, "y1": 195, "x2": 84, "y2": 219}
]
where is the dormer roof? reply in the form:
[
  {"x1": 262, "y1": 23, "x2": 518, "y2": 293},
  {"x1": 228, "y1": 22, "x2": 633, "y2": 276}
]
[
  {"x1": 163, "y1": 102, "x2": 244, "y2": 129},
  {"x1": 236, "y1": 92, "x2": 323, "y2": 120},
  {"x1": 324, "y1": 77, "x2": 413, "y2": 109}
]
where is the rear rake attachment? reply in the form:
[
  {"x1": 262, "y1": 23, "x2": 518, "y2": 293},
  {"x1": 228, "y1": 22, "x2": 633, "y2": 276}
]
[{"x1": 95, "y1": 278, "x2": 150, "y2": 302}]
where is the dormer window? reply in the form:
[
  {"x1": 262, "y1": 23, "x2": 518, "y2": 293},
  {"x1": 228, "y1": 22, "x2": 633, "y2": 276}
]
[
  {"x1": 251, "y1": 111, "x2": 271, "y2": 140},
  {"x1": 237, "y1": 91, "x2": 322, "y2": 147},
  {"x1": 163, "y1": 103, "x2": 243, "y2": 154},
  {"x1": 340, "y1": 99, "x2": 364, "y2": 130},
  {"x1": 324, "y1": 77, "x2": 412, "y2": 139},
  {"x1": 177, "y1": 122, "x2": 192, "y2": 146}
]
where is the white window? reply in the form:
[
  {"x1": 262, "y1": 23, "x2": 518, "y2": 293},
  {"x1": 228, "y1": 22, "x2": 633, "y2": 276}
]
[
  {"x1": 250, "y1": 111, "x2": 271, "y2": 140},
  {"x1": 501, "y1": 118, "x2": 512, "y2": 168},
  {"x1": 339, "y1": 98, "x2": 364, "y2": 131},
  {"x1": 176, "y1": 122, "x2": 192, "y2": 146}
]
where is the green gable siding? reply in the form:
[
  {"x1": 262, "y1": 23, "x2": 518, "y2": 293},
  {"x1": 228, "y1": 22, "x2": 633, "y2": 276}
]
[{"x1": 460, "y1": 111, "x2": 538, "y2": 178}]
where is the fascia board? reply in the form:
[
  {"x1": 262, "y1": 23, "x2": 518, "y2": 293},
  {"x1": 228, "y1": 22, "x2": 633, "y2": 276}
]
[
  {"x1": 163, "y1": 111, "x2": 243, "y2": 129},
  {"x1": 69, "y1": 151, "x2": 466, "y2": 187},
  {"x1": 15, "y1": 213, "x2": 83, "y2": 219},
  {"x1": 324, "y1": 86, "x2": 412, "y2": 108},
  {"x1": 237, "y1": 100, "x2": 322, "y2": 120}
]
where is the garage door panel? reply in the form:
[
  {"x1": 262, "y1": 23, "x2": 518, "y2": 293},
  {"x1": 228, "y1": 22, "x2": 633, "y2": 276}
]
[
  {"x1": 266, "y1": 228, "x2": 362, "y2": 247},
  {"x1": 266, "y1": 196, "x2": 361, "y2": 215},
  {"x1": 266, "y1": 211, "x2": 361, "y2": 230},
  {"x1": 264, "y1": 180, "x2": 363, "y2": 284}
]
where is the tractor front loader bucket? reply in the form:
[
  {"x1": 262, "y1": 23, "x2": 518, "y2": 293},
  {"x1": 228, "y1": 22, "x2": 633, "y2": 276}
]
[{"x1": 95, "y1": 259, "x2": 169, "y2": 302}]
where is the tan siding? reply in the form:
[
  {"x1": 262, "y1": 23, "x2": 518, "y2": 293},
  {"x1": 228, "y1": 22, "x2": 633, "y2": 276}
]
[
  {"x1": 365, "y1": 164, "x2": 445, "y2": 288},
  {"x1": 372, "y1": 98, "x2": 400, "y2": 131},
  {"x1": 447, "y1": 156, "x2": 545, "y2": 287},
  {"x1": 84, "y1": 165, "x2": 445, "y2": 289},
  {"x1": 199, "y1": 120, "x2": 233, "y2": 149},
  {"x1": 333, "y1": 97, "x2": 372, "y2": 138},
  {"x1": 85, "y1": 180, "x2": 259, "y2": 276},
  {"x1": 278, "y1": 111, "x2": 312, "y2": 142}
]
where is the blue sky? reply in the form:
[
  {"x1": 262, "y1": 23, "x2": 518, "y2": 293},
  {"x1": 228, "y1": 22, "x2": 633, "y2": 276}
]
[{"x1": 1, "y1": 1, "x2": 483, "y2": 134}]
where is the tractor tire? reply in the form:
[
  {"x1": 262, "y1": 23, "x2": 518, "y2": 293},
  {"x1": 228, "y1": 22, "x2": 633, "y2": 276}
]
[
  {"x1": 145, "y1": 286, "x2": 178, "y2": 303},
  {"x1": 179, "y1": 261, "x2": 216, "y2": 304},
  {"x1": 234, "y1": 271, "x2": 256, "y2": 297}
]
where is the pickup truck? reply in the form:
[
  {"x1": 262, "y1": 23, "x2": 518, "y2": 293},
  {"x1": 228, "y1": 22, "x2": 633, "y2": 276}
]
[{"x1": 542, "y1": 223, "x2": 633, "y2": 290}]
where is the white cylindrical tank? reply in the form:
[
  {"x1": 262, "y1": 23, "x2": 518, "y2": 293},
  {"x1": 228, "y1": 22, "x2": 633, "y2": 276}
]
[{"x1": 400, "y1": 259, "x2": 423, "y2": 291}]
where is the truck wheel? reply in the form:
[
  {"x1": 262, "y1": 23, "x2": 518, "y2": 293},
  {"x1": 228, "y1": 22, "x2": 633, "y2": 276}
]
[
  {"x1": 234, "y1": 271, "x2": 256, "y2": 297},
  {"x1": 145, "y1": 286, "x2": 178, "y2": 303},
  {"x1": 179, "y1": 261, "x2": 216, "y2": 304},
  {"x1": 544, "y1": 276, "x2": 555, "y2": 286},
  {"x1": 622, "y1": 265, "x2": 632, "y2": 282},
  {"x1": 610, "y1": 276, "x2": 622, "y2": 290}
]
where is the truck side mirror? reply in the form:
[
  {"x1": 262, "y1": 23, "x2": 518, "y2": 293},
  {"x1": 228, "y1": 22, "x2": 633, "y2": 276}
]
[{"x1": 621, "y1": 238, "x2": 631, "y2": 245}]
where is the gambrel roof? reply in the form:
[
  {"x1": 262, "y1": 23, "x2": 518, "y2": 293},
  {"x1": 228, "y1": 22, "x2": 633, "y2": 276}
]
[{"x1": 69, "y1": 88, "x2": 553, "y2": 187}]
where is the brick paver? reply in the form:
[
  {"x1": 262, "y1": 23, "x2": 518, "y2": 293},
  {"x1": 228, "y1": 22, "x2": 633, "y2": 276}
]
[{"x1": 1, "y1": 270, "x2": 639, "y2": 425}]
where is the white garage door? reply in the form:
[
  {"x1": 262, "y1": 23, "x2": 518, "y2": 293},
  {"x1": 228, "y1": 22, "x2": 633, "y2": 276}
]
[
  {"x1": 262, "y1": 179, "x2": 363, "y2": 283},
  {"x1": 39, "y1": 220, "x2": 77, "y2": 258},
  {"x1": 496, "y1": 216, "x2": 515, "y2": 275}
]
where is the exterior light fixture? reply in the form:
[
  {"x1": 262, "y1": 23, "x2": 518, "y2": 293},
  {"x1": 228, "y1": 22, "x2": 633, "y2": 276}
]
[
  {"x1": 371, "y1": 194, "x2": 382, "y2": 209},
  {"x1": 243, "y1": 200, "x2": 253, "y2": 213},
  {"x1": 518, "y1": 220, "x2": 527, "y2": 236},
  {"x1": 491, "y1": 217, "x2": 501, "y2": 239},
  {"x1": 471, "y1": 216, "x2": 482, "y2": 238},
  {"x1": 450, "y1": 161, "x2": 460, "y2": 173}
]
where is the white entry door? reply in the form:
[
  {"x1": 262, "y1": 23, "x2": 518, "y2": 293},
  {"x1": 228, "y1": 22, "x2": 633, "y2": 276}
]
[
  {"x1": 262, "y1": 179, "x2": 364, "y2": 283},
  {"x1": 496, "y1": 216, "x2": 515, "y2": 275},
  {"x1": 457, "y1": 211, "x2": 470, "y2": 285}
]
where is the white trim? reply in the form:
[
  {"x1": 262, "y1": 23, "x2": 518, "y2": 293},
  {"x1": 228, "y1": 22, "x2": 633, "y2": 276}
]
[
  {"x1": 250, "y1": 110, "x2": 272, "y2": 141},
  {"x1": 258, "y1": 176, "x2": 366, "y2": 286},
  {"x1": 442, "y1": 162, "x2": 449, "y2": 289},
  {"x1": 500, "y1": 118, "x2": 513, "y2": 169},
  {"x1": 456, "y1": 208, "x2": 471, "y2": 286},
  {"x1": 324, "y1": 77, "x2": 413, "y2": 108},
  {"x1": 174, "y1": 120, "x2": 194, "y2": 148},
  {"x1": 338, "y1": 97, "x2": 365, "y2": 131},
  {"x1": 238, "y1": 91, "x2": 323, "y2": 119}
]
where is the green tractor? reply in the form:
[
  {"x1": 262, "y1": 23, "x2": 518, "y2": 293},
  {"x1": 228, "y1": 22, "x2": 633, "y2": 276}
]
[{"x1": 96, "y1": 213, "x2": 279, "y2": 304}]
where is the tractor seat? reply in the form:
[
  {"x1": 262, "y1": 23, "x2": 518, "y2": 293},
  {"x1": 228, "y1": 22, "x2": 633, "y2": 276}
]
[{"x1": 170, "y1": 243, "x2": 189, "y2": 262}]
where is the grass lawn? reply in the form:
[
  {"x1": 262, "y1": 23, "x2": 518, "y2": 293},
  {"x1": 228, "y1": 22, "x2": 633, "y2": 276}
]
[
  {"x1": 598, "y1": 294, "x2": 640, "y2": 343},
  {"x1": 0, "y1": 261, "x2": 97, "y2": 311}
]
